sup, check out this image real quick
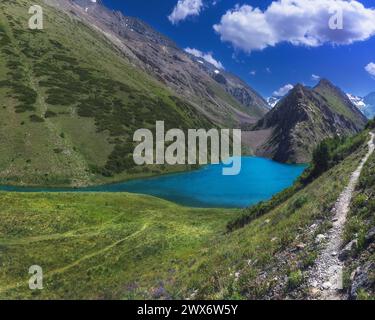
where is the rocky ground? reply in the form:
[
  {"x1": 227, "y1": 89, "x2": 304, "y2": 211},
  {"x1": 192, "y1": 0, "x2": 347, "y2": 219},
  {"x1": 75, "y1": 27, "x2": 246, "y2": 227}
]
[{"x1": 306, "y1": 132, "x2": 374, "y2": 300}]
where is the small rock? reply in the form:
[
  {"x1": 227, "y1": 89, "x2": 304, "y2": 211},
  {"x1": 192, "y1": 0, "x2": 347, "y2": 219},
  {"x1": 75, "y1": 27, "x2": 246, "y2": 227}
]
[
  {"x1": 332, "y1": 217, "x2": 339, "y2": 222},
  {"x1": 271, "y1": 237, "x2": 278, "y2": 242},
  {"x1": 350, "y1": 269, "x2": 357, "y2": 282},
  {"x1": 296, "y1": 243, "x2": 306, "y2": 250},
  {"x1": 331, "y1": 251, "x2": 337, "y2": 256},
  {"x1": 310, "y1": 288, "x2": 320, "y2": 296},
  {"x1": 323, "y1": 282, "x2": 332, "y2": 290},
  {"x1": 365, "y1": 227, "x2": 375, "y2": 245}
]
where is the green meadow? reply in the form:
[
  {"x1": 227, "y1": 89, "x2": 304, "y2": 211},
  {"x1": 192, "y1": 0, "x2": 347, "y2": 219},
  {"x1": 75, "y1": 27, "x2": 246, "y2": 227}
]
[{"x1": 0, "y1": 132, "x2": 369, "y2": 299}]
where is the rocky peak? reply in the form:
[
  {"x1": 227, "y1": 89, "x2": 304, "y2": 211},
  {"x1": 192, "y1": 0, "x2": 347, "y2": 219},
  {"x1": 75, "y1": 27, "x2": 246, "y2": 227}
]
[
  {"x1": 315, "y1": 78, "x2": 336, "y2": 89},
  {"x1": 254, "y1": 80, "x2": 367, "y2": 163}
]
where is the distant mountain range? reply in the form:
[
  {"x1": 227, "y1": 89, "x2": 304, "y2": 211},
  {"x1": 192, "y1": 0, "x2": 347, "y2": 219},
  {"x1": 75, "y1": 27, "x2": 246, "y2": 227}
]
[
  {"x1": 347, "y1": 92, "x2": 375, "y2": 119},
  {"x1": 268, "y1": 91, "x2": 375, "y2": 121},
  {"x1": 0, "y1": 0, "x2": 370, "y2": 187}
]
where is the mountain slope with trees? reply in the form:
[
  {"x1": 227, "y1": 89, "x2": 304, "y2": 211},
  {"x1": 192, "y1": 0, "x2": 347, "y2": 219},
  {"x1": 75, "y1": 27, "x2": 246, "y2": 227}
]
[
  {"x1": 46, "y1": 0, "x2": 269, "y2": 126},
  {"x1": 0, "y1": 0, "x2": 218, "y2": 187}
]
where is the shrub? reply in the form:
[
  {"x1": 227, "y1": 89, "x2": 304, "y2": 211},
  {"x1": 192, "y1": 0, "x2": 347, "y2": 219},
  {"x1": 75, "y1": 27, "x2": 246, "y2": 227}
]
[
  {"x1": 287, "y1": 270, "x2": 303, "y2": 290},
  {"x1": 365, "y1": 118, "x2": 375, "y2": 130},
  {"x1": 356, "y1": 289, "x2": 374, "y2": 300},
  {"x1": 29, "y1": 114, "x2": 45, "y2": 123},
  {"x1": 301, "y1": 251, "x2": 317, "y2": 269},
  {"x1": 45, "y1": 110, "x2": 57, "y2": 118},
  {"x1": 289, "y1": 195, "x2": 308, "y2": 211},
  {"x1": 352, "y1": 194, "x2": 367, "y2": 210}
]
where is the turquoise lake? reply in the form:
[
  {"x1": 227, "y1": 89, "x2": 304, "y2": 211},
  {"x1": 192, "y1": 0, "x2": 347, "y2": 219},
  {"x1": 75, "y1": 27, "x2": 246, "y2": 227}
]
[{"x1": 0, "y1": 157, "x2": 307, "y2": 208}]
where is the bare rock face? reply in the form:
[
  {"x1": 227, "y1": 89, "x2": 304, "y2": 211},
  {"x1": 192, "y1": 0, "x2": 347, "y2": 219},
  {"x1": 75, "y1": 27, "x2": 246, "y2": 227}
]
[
  {"x1": 51, "y1": 0, "x2": 268, "y2": 127},
  {"x1": 253, "y1": 80, "x2": 367, "y2": 163}
]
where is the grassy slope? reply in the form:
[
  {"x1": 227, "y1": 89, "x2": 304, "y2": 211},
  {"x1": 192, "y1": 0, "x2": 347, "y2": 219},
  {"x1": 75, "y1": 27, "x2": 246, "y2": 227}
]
[
  {"x1": 314, "y1": 86, "x2": 364, "y2": 128},
  {"x1": 342, "y1": 132, "x2": 375, "y2": 299},
  {"x1": 0, "y1": 134, "x2": 369, "y2": 300},
  {"x1": 0, "y1": 192, "x2": 239, "y2": 299},
  {"x1": 0, "y1": 0, "x2": 212, "y2": 187}
]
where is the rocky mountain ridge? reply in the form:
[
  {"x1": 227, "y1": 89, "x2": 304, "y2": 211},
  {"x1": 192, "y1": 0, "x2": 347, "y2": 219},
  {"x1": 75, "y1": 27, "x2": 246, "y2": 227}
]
[
  {"x1": 252, "y1": 80, "x2": 368, "y2": 163},
  {"x1": 46, "y1": 0, "x2": 269, "y2": 127}
]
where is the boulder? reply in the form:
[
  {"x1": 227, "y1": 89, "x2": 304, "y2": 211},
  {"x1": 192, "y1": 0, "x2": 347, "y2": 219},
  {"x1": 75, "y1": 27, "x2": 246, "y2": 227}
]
[
  {"x1": 365, "y1": 227, "x2": 375, "y2": 245},
  {"x1": 338, "y1": 239, "x2": 358, "y2": 261}
]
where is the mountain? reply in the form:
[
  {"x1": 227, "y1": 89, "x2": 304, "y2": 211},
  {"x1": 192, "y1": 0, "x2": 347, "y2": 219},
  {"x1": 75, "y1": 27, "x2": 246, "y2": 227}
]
[
  {"x1": 47, "y1": 0, "x2": 269, "y2": 126},
  {"x1": 0, "y1": 0, "x2": 218, "y2": 186},
  {"x1": 185, "y1": 53, "x2": 270, "y2": 119},
  {"x1": 252, "y1": 80, "x2": 368, "y2": 163},
  {"x1": 0, "y1": 0, "x2": 269, "y2": 187},
  {"x1": 267, "y1": 96, "x2": 280, "y2": 108},
  {"x1": 347, "y1": 93, "x2": 366, "y2": 110},
  {"x1": 347, "y1": 92, "x2": 375, "y2": 119},
  {"x1": 363, "y1": 92, "x2": 375, "y2": 119}
]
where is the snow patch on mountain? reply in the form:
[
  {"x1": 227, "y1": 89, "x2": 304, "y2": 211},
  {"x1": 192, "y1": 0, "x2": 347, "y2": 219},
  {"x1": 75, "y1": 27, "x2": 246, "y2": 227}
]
[
  {"x1": 347, "y1": 93, "x2": 366, "y2": 109},
  {"x1": 347, "y1": 93, "x2": 375, "y2": 119},
  {"x1": 267, "y1": 96, "x2": 280, "y2": 108}
]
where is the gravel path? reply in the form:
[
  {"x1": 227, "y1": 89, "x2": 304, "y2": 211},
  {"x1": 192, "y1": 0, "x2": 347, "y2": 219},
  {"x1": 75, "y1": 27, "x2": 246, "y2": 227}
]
[{"x1": 307, "y1": 132, "x2": 375, "y2": 300}]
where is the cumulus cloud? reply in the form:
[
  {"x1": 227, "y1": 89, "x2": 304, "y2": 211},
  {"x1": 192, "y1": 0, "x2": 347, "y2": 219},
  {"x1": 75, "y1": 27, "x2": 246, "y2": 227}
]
[
  {"x1": 184, "y1": 47, "x2": 224, "y2": 69},
  {"x1": 273, "y1": 84, "x2": 294, "y2": 97},
  {"x1": 168, "y1": 0, "x2": 203, "y2": 24},
  {"x1": 312, "y1": 74, "x2": 321, "y2": 81},
  {"x1": 365, "y1": 62, "x2": 375, "y2": 77},
  {"x1": 213, "y1": 0, "x2": 375, "y2": 52}
]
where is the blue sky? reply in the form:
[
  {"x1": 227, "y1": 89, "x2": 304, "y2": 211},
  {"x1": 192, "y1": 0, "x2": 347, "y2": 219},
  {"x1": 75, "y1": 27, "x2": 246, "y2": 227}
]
[{"x1": 102, "y1": 0, "x2": 375, "y2": 98}]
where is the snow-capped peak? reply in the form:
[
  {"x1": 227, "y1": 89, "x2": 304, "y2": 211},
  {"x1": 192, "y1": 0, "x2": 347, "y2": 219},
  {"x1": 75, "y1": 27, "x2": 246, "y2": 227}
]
[
  {"x1": 346, "y1": 93, "x2": 366, "y2": 109},
  {"x1": 267, "y1": 96, "x2": 280, "y2": 108}
]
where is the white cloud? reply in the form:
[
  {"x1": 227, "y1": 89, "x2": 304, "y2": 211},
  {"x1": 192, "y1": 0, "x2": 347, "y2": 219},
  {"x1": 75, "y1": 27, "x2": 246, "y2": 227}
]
[
  {"x1": 312, "y1": 74, "x2": 321, "y2": 81},
  {"x1": 250, "y1": 70, "x2": 256, "y2": 76},
  {"x1": 273, "y1": 84, "x2": 294, "y2": 97},
  {"x1": 213, "y1": 0, "x2": 375, "y2": 52},
  {"x1": 365, "y1": 62, "x2": 375, "y2": 77},
  {"x1": 168, "y1": 0, "x2": 203, "y2": 25},
  {"x1": 184, "y1": 47, "x2": 224, "y2": 69}
]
